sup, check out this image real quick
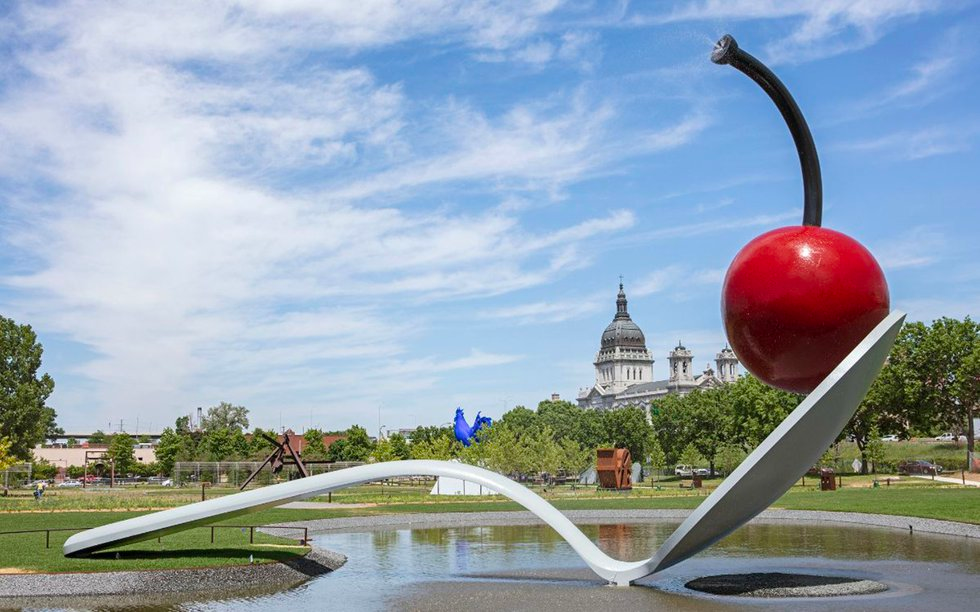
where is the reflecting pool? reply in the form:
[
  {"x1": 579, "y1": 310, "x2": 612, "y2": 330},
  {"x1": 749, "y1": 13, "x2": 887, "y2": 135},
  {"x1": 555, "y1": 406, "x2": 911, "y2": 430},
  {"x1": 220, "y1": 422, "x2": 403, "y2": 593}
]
[{"x1": 16, "y1": 520, "x2": 980, "y2": 611}]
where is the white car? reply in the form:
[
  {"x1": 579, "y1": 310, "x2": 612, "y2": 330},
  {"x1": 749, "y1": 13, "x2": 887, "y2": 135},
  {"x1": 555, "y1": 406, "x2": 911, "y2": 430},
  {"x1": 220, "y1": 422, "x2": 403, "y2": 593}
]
[
  {"x1": 880, "y1": 434, "x2": 900, "y2": 442},
  {"x1": 934, "y1": 433, "x2": 962, "y2": 442},
  {"x1": 57, "y1": 479, "x2": 82, "y2": 488},
  {"x1": 693, "y1": 468, "x2": 710, "y2": 477},
  {"x1": 674, "y1": 465, "x2": 694, "y2": 477}
]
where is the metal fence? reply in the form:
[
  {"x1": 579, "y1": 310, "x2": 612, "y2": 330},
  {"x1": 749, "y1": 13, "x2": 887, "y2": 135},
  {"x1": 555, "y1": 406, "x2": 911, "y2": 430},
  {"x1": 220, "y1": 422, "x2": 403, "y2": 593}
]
[
  {"x1": 0, "y1": 524, "x2": 311, "y2": 549},
  {"x1": 172, "y1": 460, "x2": 364, "y2": 488},
  {"x1": 2, "y1": 463, "x2": 33, "y2": 489}
]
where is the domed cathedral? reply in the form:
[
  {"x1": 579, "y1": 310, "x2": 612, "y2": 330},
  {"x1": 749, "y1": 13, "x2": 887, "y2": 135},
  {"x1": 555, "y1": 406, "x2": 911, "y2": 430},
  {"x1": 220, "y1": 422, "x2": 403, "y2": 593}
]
[{"x1": 577, "y1": 282, "x2": 741, "y2": 412}]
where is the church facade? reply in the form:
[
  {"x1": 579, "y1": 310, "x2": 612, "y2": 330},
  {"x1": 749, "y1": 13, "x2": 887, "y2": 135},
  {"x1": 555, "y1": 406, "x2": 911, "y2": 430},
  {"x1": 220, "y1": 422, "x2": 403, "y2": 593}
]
[{"x1": 577, "y1": 283, "x2": 740, "y2": 411}]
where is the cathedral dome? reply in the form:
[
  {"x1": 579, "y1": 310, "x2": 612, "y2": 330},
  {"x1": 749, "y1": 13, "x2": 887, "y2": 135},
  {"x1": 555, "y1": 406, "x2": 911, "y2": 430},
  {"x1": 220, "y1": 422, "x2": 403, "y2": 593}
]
[
  {"x1": 600, "y1": 283, "x2": 648, "y2": 349},
  {"x1": 601, "y1": 319, "x2": 646, "y2": 348}
]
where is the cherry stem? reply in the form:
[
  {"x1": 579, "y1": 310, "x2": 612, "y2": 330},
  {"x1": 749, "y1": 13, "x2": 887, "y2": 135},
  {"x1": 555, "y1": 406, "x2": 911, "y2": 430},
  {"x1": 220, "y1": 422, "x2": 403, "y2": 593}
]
[{"x1": 712, "y1": 34, "x2": 822, "y2": 227}]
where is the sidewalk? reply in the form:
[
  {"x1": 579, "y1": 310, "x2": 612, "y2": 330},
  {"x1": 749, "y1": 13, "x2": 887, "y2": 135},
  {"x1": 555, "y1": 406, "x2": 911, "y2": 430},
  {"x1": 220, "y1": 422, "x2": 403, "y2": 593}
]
[{"x1": 910, "y1": 474, "x2": 980, "y2": 487}]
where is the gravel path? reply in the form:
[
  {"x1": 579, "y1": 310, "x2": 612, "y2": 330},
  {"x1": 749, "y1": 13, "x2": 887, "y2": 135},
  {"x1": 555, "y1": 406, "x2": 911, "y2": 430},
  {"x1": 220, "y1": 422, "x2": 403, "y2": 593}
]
[
  {"x1": 274, "y1": 508, "x2": 980, "y2": 540},
  {"x1": 910, "y1": 474, "x2": 980, "y2": 487},
  {"x1": 0, "y1": 549, "x2": 345, "y2": 600}
]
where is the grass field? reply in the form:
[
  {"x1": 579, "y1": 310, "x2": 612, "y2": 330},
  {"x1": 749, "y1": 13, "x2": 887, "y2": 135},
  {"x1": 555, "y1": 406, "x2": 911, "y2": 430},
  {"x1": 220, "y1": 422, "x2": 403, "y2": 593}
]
[{"x1": 0, "y1": 511, "x2": 309, "y2": 573}]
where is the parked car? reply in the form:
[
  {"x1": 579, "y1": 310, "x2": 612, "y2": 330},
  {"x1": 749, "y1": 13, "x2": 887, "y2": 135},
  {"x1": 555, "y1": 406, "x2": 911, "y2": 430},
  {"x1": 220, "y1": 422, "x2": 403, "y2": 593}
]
[
  {"x1": 674, "y1": 465, "x2": 694, "y2": 477},
  {"x1": 880, "y1": 434, "x2": 900, "y2": 442},
  {"x1": 161, "y1": 479, "x2": 174, "y2": 487},
  {"x1": 934, "y1": 433, "x2": 962, "y2": 442},
  {"x1": 898, "y1": 460, "x2": 943, "y2": 475},
  {"x1": 57, "y1": 479, "x2": 82, "y2": 488},
  {"x1": 693, "y1": 468, "x2": 710, "y2": 477}
]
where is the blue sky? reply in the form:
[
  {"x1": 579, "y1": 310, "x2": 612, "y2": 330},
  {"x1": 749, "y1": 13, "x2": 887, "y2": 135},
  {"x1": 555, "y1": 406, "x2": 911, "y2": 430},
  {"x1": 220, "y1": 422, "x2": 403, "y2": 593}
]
[{"x1": 1, "y1": 1, "x2": 978, "y2": 434}]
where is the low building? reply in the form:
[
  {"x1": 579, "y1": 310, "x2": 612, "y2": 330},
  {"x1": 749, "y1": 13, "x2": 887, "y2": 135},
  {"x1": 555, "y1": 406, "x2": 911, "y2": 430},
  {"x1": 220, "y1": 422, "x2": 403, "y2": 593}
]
[{"x1": 32, "y1": 444, "x2": 157, "y2": 467}]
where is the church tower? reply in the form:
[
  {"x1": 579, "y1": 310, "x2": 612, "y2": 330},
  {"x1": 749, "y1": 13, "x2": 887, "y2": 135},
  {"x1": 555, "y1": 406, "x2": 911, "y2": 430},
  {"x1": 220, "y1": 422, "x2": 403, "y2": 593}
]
[
  {"x1": 668, "y1": 341, "x2": 694, "y2": 385},
  {"x1": 593, "y1": 282, "x2": 653, "y2": 394},
  {"x1": 715, "y1": 345, "x2": 740, "y2": 383}
]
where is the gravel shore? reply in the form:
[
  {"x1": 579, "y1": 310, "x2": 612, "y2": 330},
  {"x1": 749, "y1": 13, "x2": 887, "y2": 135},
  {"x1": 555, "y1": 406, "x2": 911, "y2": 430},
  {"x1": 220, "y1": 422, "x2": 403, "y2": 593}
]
[{"x1": 0, "y1": 549, "x2": 345, "y2": 601}]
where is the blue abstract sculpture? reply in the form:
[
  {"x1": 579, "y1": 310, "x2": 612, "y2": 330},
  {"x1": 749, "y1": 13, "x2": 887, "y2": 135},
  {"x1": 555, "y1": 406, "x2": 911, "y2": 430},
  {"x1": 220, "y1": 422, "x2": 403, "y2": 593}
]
[{"x1": 453, "y1": 407, "x2": 492, "y2": 447}]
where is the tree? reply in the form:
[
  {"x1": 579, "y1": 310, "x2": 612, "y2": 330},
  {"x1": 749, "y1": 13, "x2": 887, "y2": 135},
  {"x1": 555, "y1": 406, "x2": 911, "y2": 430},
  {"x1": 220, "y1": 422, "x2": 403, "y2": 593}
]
[
  {"x1": 0, "y1": 437, "x2": 17, "y2": 472},
  {"x1": 499, "y1": 406, "x2": 539, "y2": 433},
  {"x1": 716, "y1": 443, "x2": 746, "y2": 476},
  {"x1": 154, "y1": 427, "x2": 187, "y2": 475},
  {"x1": 913, "y1": 318, "x2": 979, "y2": 471},
  {"x1": 89, "y1": 430, "x2": 108, "y2": 444},
  {"x1": 302, "y1": 429, "x2": 329, "y2": 460},
  {"x1": 327, "y1": 425, "x2": 374, "y2": 462},
  {"x1": 726, "y1": 375, "x2": 801, "y2": 449},
  {"x1": 201, "y1": 402, "x2": 249, "y2": 432},
  {"x1": 484, "y1": 422, "x2": 521, "y2": 475},
  {"x1": 175, "y1": 416, "x2": 191, "y2": 435},
  {"x1": 864, "y1": 425, "x2": 885, "y2": 474},
  {"x1": 646, "y1": 434, "x2": 666, "y2": 479},
  {"x1": 683, "y1": 388, "x2": 732, "y2": 476},
  {"x1": 372, "y1": 438, "x2": 399, "y2": 463},
  {"x1": 849, "y1": 318, "x2": 980, "y2": 472},
  {"x1": 388, "y1": 433, "x2": 410, "y2": 460},
  {"x1": 200, "y1": 428, "x2": 235, "y2": 461},
  {"x1": 249, "y1": 427, "x2": 279, "y2": 455},
  {"x1": 0, "y1": 316, "x2": 57, "y2": 460},
  {"x1": 679, "y1": 444, "x2": 704, "y2": 468},
  {"x1": 106, "y1": 434, "x2": 136, "y2": 475},
  {"x1": 602, "y1": 405, "x2": 653, "y2": 462},
  {"x1": 558, "y1": 437, "x2": 592, "y2": 476},
  {"x1": 536, "y1": 399, "x2": 583, "y2": 443},
  {"x1": 409, "y1": 425, "x2": 452, "y2": 446},
  {"x1": 843, "y1": 355, "x2": 909, "y2": 474},
  {"x1": 650, "y1": 394, "x2": 689, "y2": 466}
]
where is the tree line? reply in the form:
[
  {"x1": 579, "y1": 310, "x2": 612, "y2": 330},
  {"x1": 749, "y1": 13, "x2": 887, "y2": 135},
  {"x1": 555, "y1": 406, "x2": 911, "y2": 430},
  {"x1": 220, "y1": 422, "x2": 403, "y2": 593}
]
[{"x1": 2, "y1": 314, "x2": 978, "y2": 476}]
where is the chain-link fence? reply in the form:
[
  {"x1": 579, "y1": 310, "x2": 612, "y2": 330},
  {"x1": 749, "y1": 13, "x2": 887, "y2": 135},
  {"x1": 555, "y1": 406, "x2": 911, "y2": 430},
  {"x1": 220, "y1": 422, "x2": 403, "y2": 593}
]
[{"x1": 172, "y1": 460, "x2": 364, "y2": 488}]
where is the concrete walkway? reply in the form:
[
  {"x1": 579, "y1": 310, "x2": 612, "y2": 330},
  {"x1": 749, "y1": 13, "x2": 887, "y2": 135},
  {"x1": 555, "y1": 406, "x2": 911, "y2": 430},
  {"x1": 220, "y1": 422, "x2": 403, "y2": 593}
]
[
  {"x1": 910, "y1": 474, "x2": 980, "y2": 487},
  {"x1": 276, "y1": 508, "x2": 980, "y2": 541},
  {"x1": 277, "y1": 501, "x2": 377, "y2": 509}
]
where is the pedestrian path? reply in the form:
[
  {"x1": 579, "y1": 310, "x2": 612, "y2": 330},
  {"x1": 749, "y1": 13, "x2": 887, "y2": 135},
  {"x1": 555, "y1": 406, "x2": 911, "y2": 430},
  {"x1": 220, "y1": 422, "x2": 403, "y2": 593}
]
[{"x1": 910, "y1": 474, "x2": 980, "y2": 487}]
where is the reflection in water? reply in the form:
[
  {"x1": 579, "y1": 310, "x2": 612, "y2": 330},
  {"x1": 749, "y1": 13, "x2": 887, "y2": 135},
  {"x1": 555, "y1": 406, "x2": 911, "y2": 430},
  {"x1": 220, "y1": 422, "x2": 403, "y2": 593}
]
[{"x1": 15, "y1": 521, "x2": 979, "y2": 611}]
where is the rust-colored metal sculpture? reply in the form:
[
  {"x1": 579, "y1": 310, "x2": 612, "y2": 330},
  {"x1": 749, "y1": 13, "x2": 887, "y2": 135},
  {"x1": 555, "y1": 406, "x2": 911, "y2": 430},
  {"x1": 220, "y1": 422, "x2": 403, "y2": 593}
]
[{"x1": 596, "y1": 448, "x2": 632, "y2": 490}]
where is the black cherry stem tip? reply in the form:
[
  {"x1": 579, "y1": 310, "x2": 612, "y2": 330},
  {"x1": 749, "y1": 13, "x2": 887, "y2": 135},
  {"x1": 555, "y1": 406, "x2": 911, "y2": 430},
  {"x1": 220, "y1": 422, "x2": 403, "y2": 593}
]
[{"x1": 712, "y1": 34, "x2": 822, "y2": 227}]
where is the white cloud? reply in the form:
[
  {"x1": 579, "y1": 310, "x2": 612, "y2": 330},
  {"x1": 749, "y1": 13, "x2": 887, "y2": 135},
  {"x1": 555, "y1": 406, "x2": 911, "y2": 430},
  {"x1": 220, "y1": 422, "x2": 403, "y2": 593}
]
[
  {"x1": 643, "y1": 0, "x2": 944, "y2": 63},
  {"x1": 894, "y1": 295, "x2": 980, "y2": 324},
  {"x1": 632, "y1": 264, "x2": 723, "y2": 297},
  {"x1": 874, "y1": 226, "x2": 944, "y2": 270},
  {"x1": 835, "y1": 125, "x2": 974, "y2": 160},
  {"x1": 629, "y1": 210, "x2": 799, "y2": 242},
  {"x1": 4, "y1": 1, "x2": 704, "y2": 427},
  {"x1": 480, "y1": 296, "x2": 605, "y2": 324}
]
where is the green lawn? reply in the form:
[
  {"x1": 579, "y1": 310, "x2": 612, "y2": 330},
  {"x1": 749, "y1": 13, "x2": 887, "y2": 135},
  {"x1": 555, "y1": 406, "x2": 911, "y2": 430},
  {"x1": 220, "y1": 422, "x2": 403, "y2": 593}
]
[
  {"x1": 0, "y1": 511, "x2": 309, "y2": 573},
  {"x1": 772, "y1": 487, "x2": 980, "y2": 523},
  {"x1": 229, "y1": 483, "x2": 980, "y2": 526}
]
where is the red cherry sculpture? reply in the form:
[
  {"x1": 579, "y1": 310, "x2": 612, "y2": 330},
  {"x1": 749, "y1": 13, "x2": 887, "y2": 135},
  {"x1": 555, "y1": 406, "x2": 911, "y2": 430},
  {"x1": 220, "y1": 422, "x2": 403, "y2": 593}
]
[
  {"x1": 723, "y1": 226, "x2": 889, "y2": 393},
  {"x1": 712, "y1": 35, "x2": 889, "y2": 393}
]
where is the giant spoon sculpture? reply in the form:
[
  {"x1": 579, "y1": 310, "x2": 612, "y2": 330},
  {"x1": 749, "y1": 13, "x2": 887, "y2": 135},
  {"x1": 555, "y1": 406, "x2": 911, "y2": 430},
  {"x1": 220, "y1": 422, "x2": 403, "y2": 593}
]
[{"x1": 65, "y1": 36, "x2": 905, "y2": 586}]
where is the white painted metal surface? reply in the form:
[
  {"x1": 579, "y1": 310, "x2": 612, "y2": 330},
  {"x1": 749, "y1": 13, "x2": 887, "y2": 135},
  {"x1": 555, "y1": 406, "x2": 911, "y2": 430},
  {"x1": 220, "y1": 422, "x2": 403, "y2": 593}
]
[{"x1": 64, "y1": 311, "x2": 904, "y2": 586}]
